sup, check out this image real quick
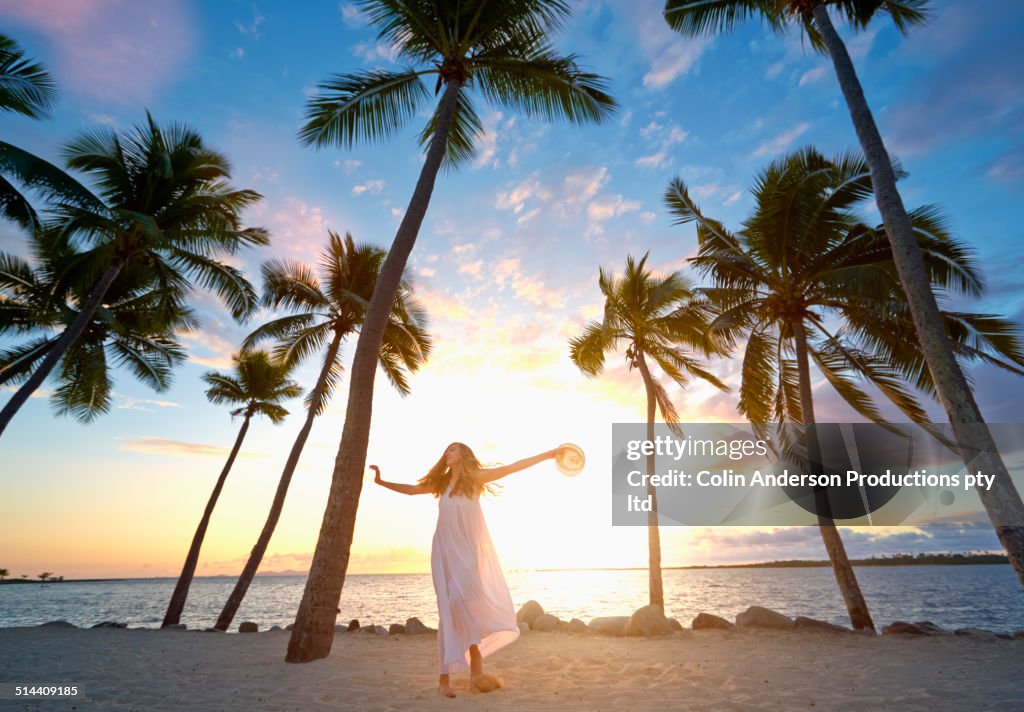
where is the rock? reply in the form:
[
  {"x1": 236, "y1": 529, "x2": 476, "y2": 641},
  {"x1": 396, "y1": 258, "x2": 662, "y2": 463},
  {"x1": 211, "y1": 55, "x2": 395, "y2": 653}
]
[
  {"x1": 91, "y1": 621, "x2": 127, "y2": 629},
  {"x1": 882, "y1": 621, "x2": 927, "y2": 636},
  {"x1": 589, "y1": 616, "x2": 629, "y2": 637},
  {"x1": 794, "y1": 617, "x2": 850, "y2": 634},
  {"x1": 667, "y1": 617, "x2": 684, "y2": 632},
  {"x1": 357, "y1": 624, "x2": 388, "y2": 636},
  {"x1": 516, "y1": 600, "x2": 544, "y2": 627},
  {"x1": 1013, "y1": 630, "x2": 1024, "y2": 640},
  {"x1": 626, "y1": 604, "x2": 675, "y2": 636},
  {"x1": 518, "y1": 622, "x2": 530, "y2": 634},
  {"x1": 347, "y1": 619, "x2": 360, "y2": 631},
  {"x1": 285, "y1": 623, "x2": 294, "y2": 631},
  {"x1": 913, "y1": 621, "x2": 949, "y2": 636},
  {"x1": 203, "y1": 627, "x2": 224, "y2": 633},
  {"x1": 389, "y1": 623, "x2": 406, "y2": 635},
  {"x1": 161, "y1": 623, "x2": 187, "y2": 631},
  {"x1": 568, "y1": 618, "x2": 589, "y2": 635},
  {"x1": 405, "y1": 617, "x2": 436, "y2": 635},
  {"x1": 532, "y1": 613, "x2": 560, "y2": 632},
  {"x1": 238, "y1": 622, "x2": 258, "y2": 633},
  {"x1": 954, "y1": 627, "x2": 1002, "y2": 640},
  {"x1": 735, "y1": 606, "x2": 794, "y2": 630},
  {"x1": 39, "y1": 620, "x2": 77, "y2": 629},
  {"x1": 268, "y1": 625, "x2": 283, "y2": 632},
  {"x1": 692, "y1": 613, "x2": 734, "y2": 631}
]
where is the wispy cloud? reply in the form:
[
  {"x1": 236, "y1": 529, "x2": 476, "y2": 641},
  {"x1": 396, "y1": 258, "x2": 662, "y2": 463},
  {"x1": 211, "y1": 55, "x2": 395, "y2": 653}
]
[
  {"x1": 122, "y1": 437, "x2": 230, "y2": 458},
  {"x1": 752, "y1": 122, "x2": 811, "y2": 157},
  {"x1": 0, "y1": 0, "x2": 194, "y2": 104}
]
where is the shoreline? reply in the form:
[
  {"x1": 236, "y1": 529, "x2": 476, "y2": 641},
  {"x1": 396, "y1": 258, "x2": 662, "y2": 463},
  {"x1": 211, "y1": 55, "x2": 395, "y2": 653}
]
[
  {"x1": 2, "y1": 623, "x2": 1021, "y2": 711},
  {"x1": 0, "y1": 557, "x2": 1010, "y2": 585}
]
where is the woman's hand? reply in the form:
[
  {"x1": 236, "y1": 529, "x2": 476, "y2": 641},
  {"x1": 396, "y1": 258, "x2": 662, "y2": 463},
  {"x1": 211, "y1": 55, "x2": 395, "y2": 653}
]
[{"x1": 370, "y1": 465, "x2": 382, "y2": 485}]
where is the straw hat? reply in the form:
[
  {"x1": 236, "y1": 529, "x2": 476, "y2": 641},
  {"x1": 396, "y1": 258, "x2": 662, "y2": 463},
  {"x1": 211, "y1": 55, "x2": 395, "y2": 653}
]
[{"x1": 555, "y1": 443, "x2": 585, "y2": 476}]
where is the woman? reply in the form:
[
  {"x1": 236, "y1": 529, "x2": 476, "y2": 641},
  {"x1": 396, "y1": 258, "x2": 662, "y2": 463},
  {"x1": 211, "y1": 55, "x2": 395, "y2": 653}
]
[{"x1": 371, "y1": 442, "x2": 558, "y2": 698}]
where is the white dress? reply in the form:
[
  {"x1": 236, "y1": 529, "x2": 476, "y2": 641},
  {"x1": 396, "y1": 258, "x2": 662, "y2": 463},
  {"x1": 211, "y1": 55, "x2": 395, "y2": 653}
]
[{"x1": 431, "y1": 479, "x2": 520, "y2": 674}]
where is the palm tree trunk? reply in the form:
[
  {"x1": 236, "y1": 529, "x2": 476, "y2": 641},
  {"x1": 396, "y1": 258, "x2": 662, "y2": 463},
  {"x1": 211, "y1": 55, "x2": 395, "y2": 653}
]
[
  {"x1": 812, "y1": 4, "x2": 1024, "y2": 586},
  {"x1": 0, "y1": 259, "x2": 123, "y2": 437},
  {"x1": 793, "y1": 319, "x2": 875, "y2": 631},
  {"x1": 214, "y1": 328, "x2": 345, "y2": 632},
  {"x1": 162, "y1": 412, "x2": 252, "y2": 627},
  {"x1": 634, "y1": 351, "x2": 665, "y2": 610},
  {"x1": 285, "y1": 81, "x2": 462, "y2": 663}
]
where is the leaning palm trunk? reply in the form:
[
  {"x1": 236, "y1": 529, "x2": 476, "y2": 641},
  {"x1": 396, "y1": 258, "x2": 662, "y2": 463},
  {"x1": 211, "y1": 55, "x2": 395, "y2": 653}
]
[
  {"x1": 285, "y1": 81, "x2": 462, "y2": 662},
  {"x1": 812, "y1": 4, "x2": 1024, "y2": 586},
  {"x1": 0, "y1": 259, "x2": 123, "y2": 436},
  {"x1": 215, "y1": 328, "x2": 345, "y2": 632},
  {"x1": 793, "y1": 320, "x2": 874, "y2": 631},
  {"x1": 162, "y1": 412, "x2": 253, "y2": 627},
  {"x1": 635, "y1": 351, "x2": 665, "y2": 610}
]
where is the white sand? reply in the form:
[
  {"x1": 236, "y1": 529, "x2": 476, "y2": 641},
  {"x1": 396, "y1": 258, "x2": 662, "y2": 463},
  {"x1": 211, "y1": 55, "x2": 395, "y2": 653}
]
[{"x1": 1, "y1": 625, "x2": 1021, "y2": 711}]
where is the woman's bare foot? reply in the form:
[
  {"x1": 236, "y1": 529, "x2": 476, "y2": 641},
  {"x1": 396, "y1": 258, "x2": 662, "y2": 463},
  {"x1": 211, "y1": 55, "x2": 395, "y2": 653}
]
[
  {"x1": 470, "y1": 673, "x2": 505, "y2": 693},
  {"x1": 438, "y1": 674, "x2": 455, "y2": 698}
]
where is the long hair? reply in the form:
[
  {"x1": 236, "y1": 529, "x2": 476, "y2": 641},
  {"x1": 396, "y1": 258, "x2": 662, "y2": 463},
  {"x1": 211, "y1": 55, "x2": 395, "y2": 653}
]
[{"x1": 417, "y1": 442, "x2": 499, "y2": 498}]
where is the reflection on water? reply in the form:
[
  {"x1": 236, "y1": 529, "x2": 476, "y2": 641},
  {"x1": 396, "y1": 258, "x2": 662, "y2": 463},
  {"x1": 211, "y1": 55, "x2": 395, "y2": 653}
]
[{"x1": 1, "y1": 565, "x2": 1021, "y2": 632}]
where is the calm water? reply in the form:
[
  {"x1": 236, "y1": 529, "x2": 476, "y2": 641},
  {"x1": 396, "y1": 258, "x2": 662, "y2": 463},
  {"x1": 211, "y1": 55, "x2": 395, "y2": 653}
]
[{"x1": 1, "y1": 566, "x2": 1022, "y2": 633}]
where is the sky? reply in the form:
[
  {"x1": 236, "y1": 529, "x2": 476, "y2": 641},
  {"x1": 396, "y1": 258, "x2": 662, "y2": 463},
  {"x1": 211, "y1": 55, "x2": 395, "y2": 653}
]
[{"x1": 1, "y1": 0, "x2": 1023, "y2": 580}]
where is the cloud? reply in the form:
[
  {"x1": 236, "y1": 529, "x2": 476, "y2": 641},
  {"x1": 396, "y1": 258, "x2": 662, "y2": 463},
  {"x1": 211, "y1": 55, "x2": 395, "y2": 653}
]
[
  {"x1": 0, "y1": 0, "x2": 193, "y2": 105},
  {"x1": 473, "y1": 112, "x2": 515, "y2": 170},
  {"x1": 752, "y1": 122, "x2": 811, "y2": 157},
  {"x1": 122, "y1": 437, "x2": 231, "y2": 457},
  {"x1": 634, "y1": 122, "x2": 689, "y2": 169},
  {"x1": 352, "y1": 39, "x2": 399, "y2": 64},
  {"x1": 235, "y1": 7, "x2": 265, "y2": 38},
  {"x1": 178, "y1": 329, "x2": 237, "y2": 370},
  {"x1": 724, "y1": 190, "x2": 743, "y2": 206},
  {"x1": 610, "y1": 0, "x2": 710, "y2": 90},
  {"x1": 339, "y1": 2, "x2": 368, "y2": 28},
  {"x1": 351, "y1": 179, "x2": 385, "y2": 196},
  {"x1": 883, "y1": 2, "x2": 1024, "y2": 157},
  {"x1": 798, "y1": 66, "x2": 828, "y2": 86},
  {"x1": 985, "y1": 149, "x2": 1024, "y2": 183},
  {"x1": 115, "y1": 395, "x2": 181, "y2": 412},
  {"x1": 644, "y1": 38, "x2": 711, "y2": 88}
]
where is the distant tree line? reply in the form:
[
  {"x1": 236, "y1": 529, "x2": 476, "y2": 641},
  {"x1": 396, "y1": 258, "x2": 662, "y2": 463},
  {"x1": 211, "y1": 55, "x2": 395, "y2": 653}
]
[
  {"x1": 680, "y1": 553, "x2": 1010, "y2": 569},
  {"x1": 0, "y1": 568, "x2": 64, "y2": 583}
]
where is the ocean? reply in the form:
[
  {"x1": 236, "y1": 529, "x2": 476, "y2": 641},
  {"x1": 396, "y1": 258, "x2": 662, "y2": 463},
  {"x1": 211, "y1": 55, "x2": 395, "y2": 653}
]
[{"x1": 1, "y1": 565, "x2": 1022, "y2": 633}]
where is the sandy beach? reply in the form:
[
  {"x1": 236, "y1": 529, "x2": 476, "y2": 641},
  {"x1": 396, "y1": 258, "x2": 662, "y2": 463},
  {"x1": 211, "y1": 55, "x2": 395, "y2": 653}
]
[{"x1": 2, "y1": 625, "x2": 1022, "y2": 712}]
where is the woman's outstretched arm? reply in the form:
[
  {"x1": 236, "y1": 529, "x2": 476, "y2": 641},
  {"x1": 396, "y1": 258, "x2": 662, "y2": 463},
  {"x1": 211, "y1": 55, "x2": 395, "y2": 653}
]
[
  {"x1": 371, "y1": 465, "x2": 431, "y2": 495},
  {"x1": 479, "y1": 449, "x2": 558, "y2": 484}
]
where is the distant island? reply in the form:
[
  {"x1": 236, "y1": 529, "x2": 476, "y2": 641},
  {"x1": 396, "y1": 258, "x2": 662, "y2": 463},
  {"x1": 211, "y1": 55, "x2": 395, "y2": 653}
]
[
  {"x1": 529, "y1": 553, "x2": 1011, "y2": 573},
  {"x1": 677, "y1": 553, "x2": 1010, "y2": 569}
]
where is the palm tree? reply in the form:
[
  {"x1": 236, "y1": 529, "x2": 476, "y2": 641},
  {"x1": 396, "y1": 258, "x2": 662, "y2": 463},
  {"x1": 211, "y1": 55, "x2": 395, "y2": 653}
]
[
  {"x1": 212, "y1": 231, "x2": 431, "y2": 632},
  {"x1": 569, "y1": 253, "x2": 728, "y2": 610},
  {"x1": 162, "y1": 350, "x2": 302, "y2": 628},
  {"x1": 665, "y1": 147, "x2": 1024, "y2": 629},
  {"x1": 37, "y1": 572, "x2": 51, "y2": 582},
  {"x1": 0, "y1": 568, "x2": 8, "y2": 581},
  {"x1": 286, "y1": 0, "x2": 616, "y2": 662},
  {"x1": 663, "y1": 1, "x2": 1024, "y2": 586},
  {"x1": 1, "y1": 249, "x2": 196, "y2": 421},
  {"x1": 0, "y1": 37, "x2": 103, "y2": 236},
  {"x1": 0, "y1": 114, "x2": 268, "y2": 437},
  {"x1": 0, "y1": 33, "x2": 57, "y2": 118}
]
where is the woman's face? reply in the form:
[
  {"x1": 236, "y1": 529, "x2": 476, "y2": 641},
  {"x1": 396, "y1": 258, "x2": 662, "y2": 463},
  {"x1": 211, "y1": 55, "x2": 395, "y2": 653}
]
[{"x1": 444, "y1": 443, "x2": 462, "y2": 468}]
